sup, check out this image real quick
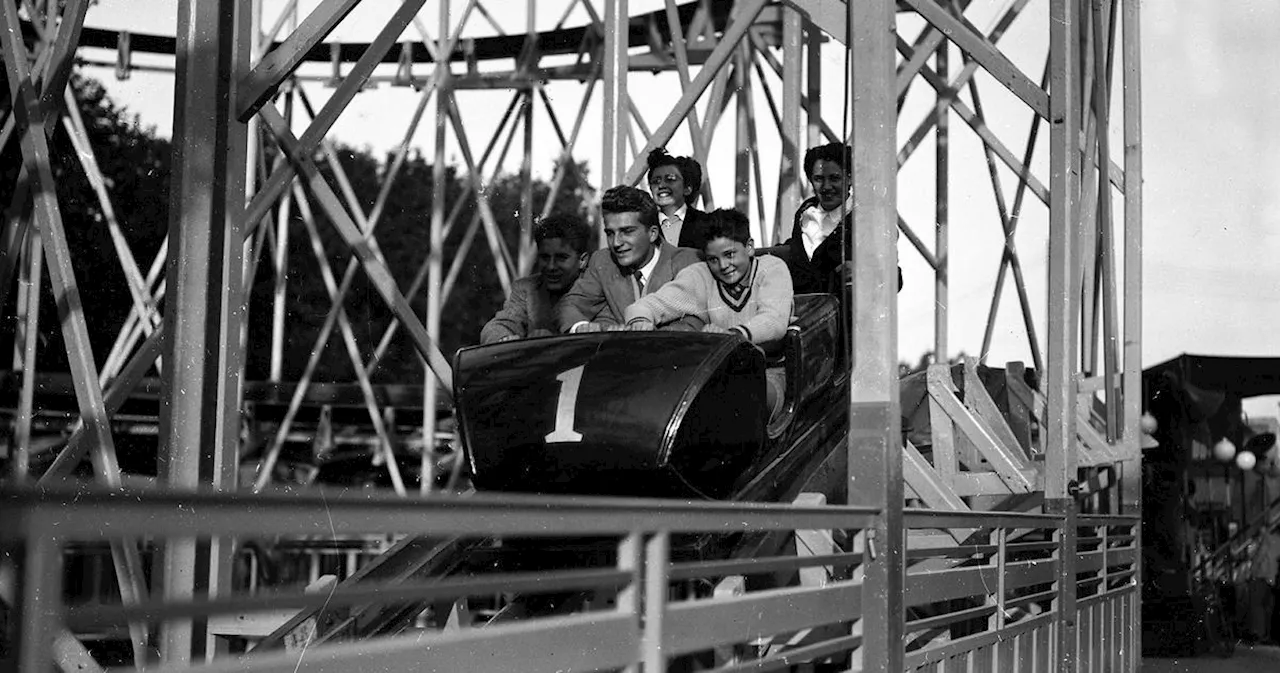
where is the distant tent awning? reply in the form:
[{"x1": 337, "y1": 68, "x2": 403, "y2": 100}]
[{"x1": 1144, "y1": 354, "x2": 1280, "y2": 400}]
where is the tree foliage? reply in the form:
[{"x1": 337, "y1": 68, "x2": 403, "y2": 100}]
[
  {"x1": 0, "y1": 75, "x2": 171, "y2": 372},
  {"x1": 1, "y1": 74, "x2": 597, "y2": 384},
  {"x1": 898, "y1": 350, "x2": 972, "y2": 378}
]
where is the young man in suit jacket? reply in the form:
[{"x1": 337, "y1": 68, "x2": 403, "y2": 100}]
[
  {"x1": 558, "y1": 186, "x2": 703, "y2": 333},
  {"x1": 480, "y1": 214, "x2": 592, "y2": 343},
  {"x1": 646, "y1": 147, "x2": 711, "y2": 251}
]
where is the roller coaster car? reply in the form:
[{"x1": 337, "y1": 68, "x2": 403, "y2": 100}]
[{"x1": 454, "y1": 294, "x2": 844, "y2": 500}]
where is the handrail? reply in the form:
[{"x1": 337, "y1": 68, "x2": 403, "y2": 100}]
[
  {"x1": 0, "y1": 486, "x2": 881, "y2": 540},
  {"x1": 1076, "y1": 514, "x2": 1142, "y2": 526},
  {"x1": 904, "y1": 508, "x2": 1067, "y2": 529},
  {"x1": 1, "y1": 486, "x2": 1142, "y2": 671},
  {"x1": 1193, "y1": 494, "x2": 1280, "y2": 581},
  {"x1": 66, "y1": 568, "x2": 632, "y2": 631}
]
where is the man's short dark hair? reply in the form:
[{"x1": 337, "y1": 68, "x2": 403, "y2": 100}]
[
  {"x1": 534, "y1": 214, "x2": 592, "y2": 254},
  {"x1": 702, "y1": 208, "x2": 752, "y2": 247},
  {"x1": 646, "y1": 147, "x2": 704, "y2": 202},
  {"x1": 803, "y1": 142, "x2": 853, "y2": 178},
  {"x1": 601, "y1": 185, "x2": 659, "y2": 231}
]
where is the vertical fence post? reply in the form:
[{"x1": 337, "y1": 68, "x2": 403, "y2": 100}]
[
  {"x1": 996, "y1": 526, "x2": 1008, "y2": 630},
  {"x1": 643, "y1": 530, "x2": 670, "y2": 671},
  {"x1": 618, "y1": 531, "x2": 642, "y2": 673},
  {"x1": 15, "y1": 531, "x2": 63, "y2": 673},
  {"x1": 846, "y1": 1, "x2": 903, "y2": 672}
]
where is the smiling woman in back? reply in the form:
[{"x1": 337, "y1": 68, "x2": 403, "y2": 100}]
[{"x1": 646, "y1": 147, "x2": 711, "y2": 251}]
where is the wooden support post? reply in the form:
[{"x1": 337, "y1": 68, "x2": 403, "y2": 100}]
[
  {"x1": 1046, "y1": 1, "x2": 1082, "y2": 671},
  {"x1": 805, "y1": 21, "x2": 822, "y2": 149},
  {"x1": 734, "y1": 43, "x2": 751, "y2": 213},
  {"x1": 779, "y1": 5, "x2": 804, "y2": 238},
  {"x1": 424, "y1": 0, "x2": 451, "y2": 493},
  {"x1": 1120, "y1": 1, "x2": 1143, "y2": 665},
  {"x1": 601, "y1": 0, "x2": 628, "y2": 190},
  {"x1": 158, "y1": 0, "x2": 251, "y2": 662},
  {"x1": 934, "y1": 38, "x2": 949, "y2": 361},
  {"x1": 847, "y1": 2, "x2": 903, "y2": 672}
]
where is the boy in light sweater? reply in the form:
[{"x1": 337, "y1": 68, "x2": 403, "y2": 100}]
[{"x1": 624, "y1": 208, "x2": 793, "y2": 419}]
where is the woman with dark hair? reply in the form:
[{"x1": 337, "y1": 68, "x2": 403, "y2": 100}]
[
  {"x1": 646, "y1": 147, "x2": 710, "y2": 250},
  {"x1": 783, "y1": 142, "x2": 901, "y2": 294}
]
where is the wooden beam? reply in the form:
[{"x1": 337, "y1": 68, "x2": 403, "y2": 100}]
[
  {"x1": 237, "y1": 0, "x2": 364, "y2": 119},
  {"x1": 962, "y1": 357, "x2": 1032, "y2": 468},
  {"x1": 903, "y1": 0, "x2": 1048, "y2": 119},
  {"x1": 928, "y1": 376, "x2": 1035, "y2": 493}
]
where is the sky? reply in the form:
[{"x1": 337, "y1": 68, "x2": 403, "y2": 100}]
[{"x1": 73, "y1": 0, "x2": 1280, "y2": 418}]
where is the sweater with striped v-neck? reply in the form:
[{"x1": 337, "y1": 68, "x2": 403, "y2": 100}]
[{"x1": 623, "y1": 255, "x2": 794, "y2": 344}]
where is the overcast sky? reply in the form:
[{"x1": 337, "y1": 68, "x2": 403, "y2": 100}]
[{"x1": 77, "y1": 0, "x2": 1280, "y2": 418}]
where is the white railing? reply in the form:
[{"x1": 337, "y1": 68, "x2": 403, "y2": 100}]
[{"x1": 0, "y1": 488, "x2": 1138, "y2": 672}]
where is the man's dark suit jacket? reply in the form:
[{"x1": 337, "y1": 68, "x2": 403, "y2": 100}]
[
  {"x1": 675, "y1": 206, "x2": 711, "y2": 251},
  {"x1": 784, "y1": 196, "x2": 902, "y2": 294},
  {"x1": 557, "y1": 241, "x2": 704, "y2": 331}
]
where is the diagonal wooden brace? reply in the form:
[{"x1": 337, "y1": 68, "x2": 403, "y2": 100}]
[
  {"x1": 962, "y1": 357, "x2": 1033, "y2": 468},
  {"x1": 928, "y1": 373, "x2": 1035, "y2": 494}
]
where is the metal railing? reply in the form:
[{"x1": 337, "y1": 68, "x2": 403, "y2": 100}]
[
  {"x1": 901, "y1": 512, "x2": 1139, "y2": 673},
  {"x1": 1194, "y1": 495, "x2": 1280, "y2": 585},
  {"x1": 0, "y1": 487, "x2": 1138, "y2": 672}
]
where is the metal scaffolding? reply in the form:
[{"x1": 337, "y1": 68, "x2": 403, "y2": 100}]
[{"x1": 0, "y1": 0, "x2": 1142, "y2": 670}]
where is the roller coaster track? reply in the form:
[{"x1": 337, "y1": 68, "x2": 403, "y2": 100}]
[
  {"x1": 253, "y1": 533, "x2": 485, "y2": 650},
  {"x1": 20, "y1": 2, "x2": 727, "y2": 68}
]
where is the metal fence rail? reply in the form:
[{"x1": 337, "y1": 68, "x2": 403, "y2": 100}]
[
  {"x1": 1, "y1": 488, "x2": 1138, "y2": 672},
  {"x1": 899, "y1": 512, "x2": 1139, "y2": 673}
]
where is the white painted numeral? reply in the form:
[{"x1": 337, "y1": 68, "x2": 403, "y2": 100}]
[{"x1": 544, "y1": 365, "x2": 585, "y2": 443}]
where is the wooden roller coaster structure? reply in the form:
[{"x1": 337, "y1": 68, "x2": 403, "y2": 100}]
[{"x1": 0, "y1": 0, "x2": 1142, "y2": 671}]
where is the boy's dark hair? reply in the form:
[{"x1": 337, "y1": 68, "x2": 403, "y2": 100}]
[
  {"x1": 534, "y1": 214, "x2": 592, "y2": 254},
  {"x1": 601, "y1": 185, "x2": 660, "y2": 231},
  {"x1": 702, "y1": 208, "x2": 752, "y2": 248},
  {"x1": 646, "y1": 147, "x2": 704, "y2": 202},
  {"x1": 803, "y1": 142, "x2": 853, "y2": 178}
]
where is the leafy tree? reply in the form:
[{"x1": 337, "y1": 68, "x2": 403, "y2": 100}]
[
  {"x1": 244, "y1": 138, "x2": 598, "y2": 384},
  {"x1": 2, "y1": 73, "x2": 597, "y2": 389},
  {"x1": 0, "y1": 75, "x2": 171, "y2": 372}
]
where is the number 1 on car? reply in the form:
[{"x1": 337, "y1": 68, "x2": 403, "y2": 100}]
[{"x1": 544, "y1": 364, "x2": 585, "y2": 443}]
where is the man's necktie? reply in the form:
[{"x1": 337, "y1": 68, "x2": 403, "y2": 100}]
[{"x1": 634, "y1": 269, "x2": 645, "y2": 299}]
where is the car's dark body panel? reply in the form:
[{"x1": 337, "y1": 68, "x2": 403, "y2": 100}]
[
  {"x1": 455, "y1": 294, "x2": 848, "y2": 504},
  {"x1": 456, "y1": 332, "x2": 766, "y2": 498}
]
